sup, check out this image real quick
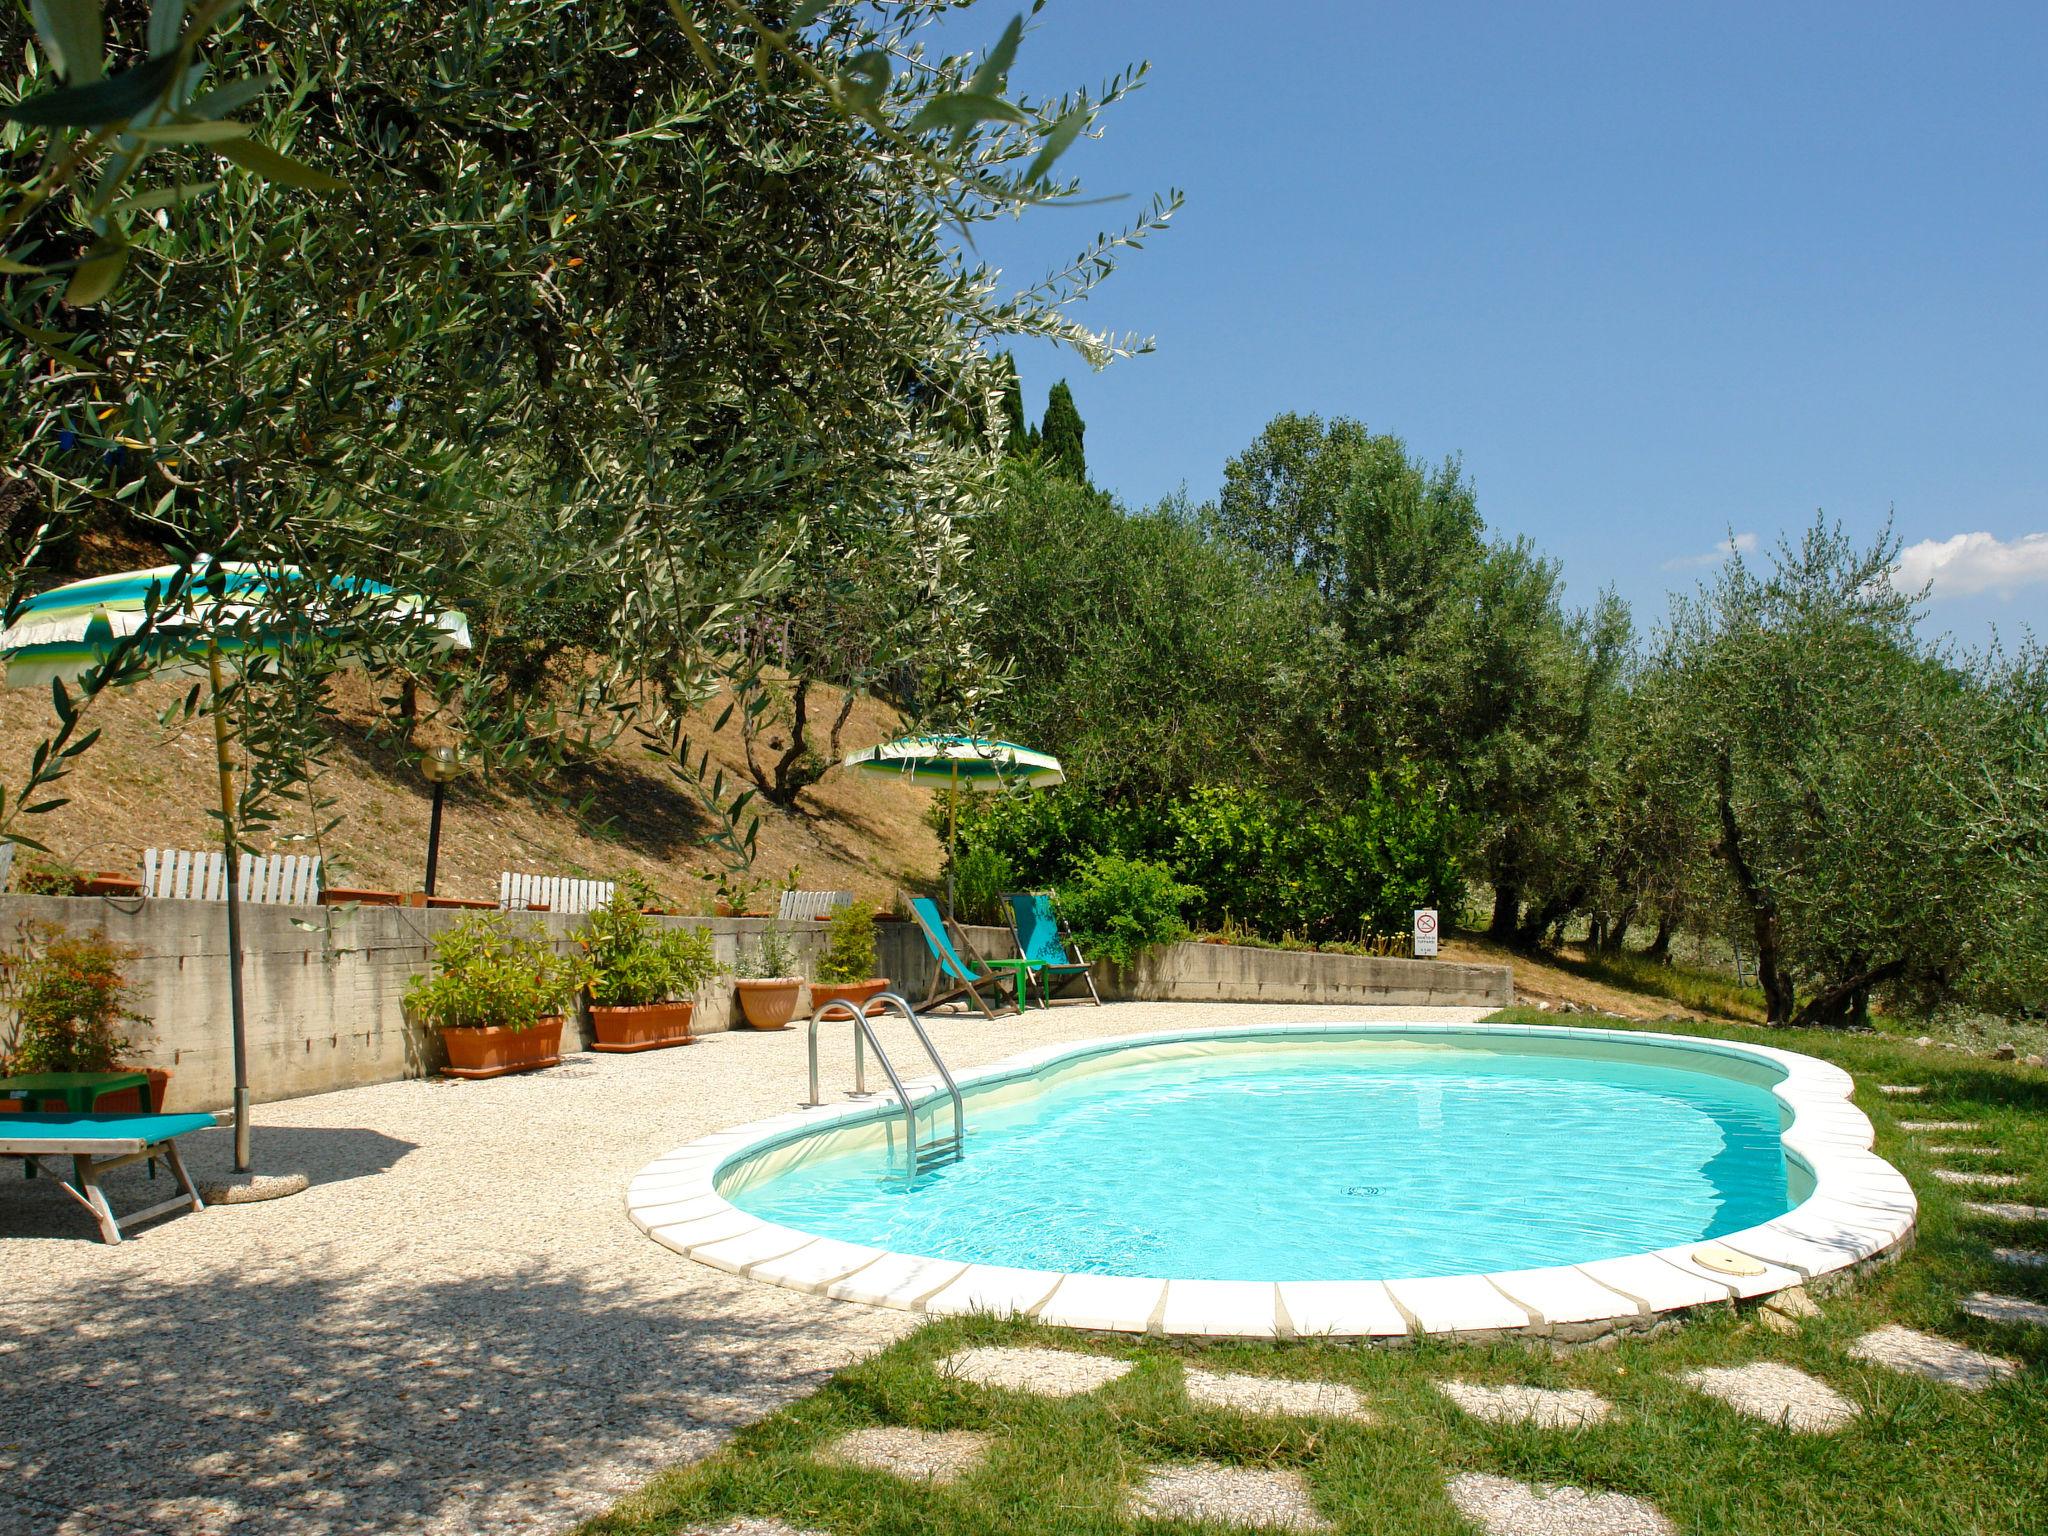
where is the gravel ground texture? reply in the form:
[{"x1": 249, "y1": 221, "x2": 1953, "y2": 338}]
[
  {"x1": 1181, "y1": 1367, "x2": 1375, "y2": 1423},
  {"x1": 1127, "y1": 1462, "x2": 1332, "y2": 1532},
  {"x1": 1435, "y1": 1380, "x2": 1612, "y2": 1428},
  {"x1": 1, "y1": 999, "x2": 1480, "y2": 1536},
  {"x1": 1845, "y1": 1325, "x2": 2018, "y2": 1390},
  {"x1": 1445, "y1": 1473, "x2": 1674, "y2": 1536},
  {"x1": 819, "y1": 1426, "x2": 990, "y2": 1485},
  {"x1": 938, "y1": 1344, "x2": 1133, "y2": 1398},
  {"x1": 1680, "y1": 1363, "x2": 1861, "y2": 1433}
]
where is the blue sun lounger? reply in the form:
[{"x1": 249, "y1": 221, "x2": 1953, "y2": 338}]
[
  {"x1": 907, "y1": 897, "x2": 1020, "y2": 1018},
  {"x1": 1, "y1": 1110, "x2": 224, "y2": 1243}
]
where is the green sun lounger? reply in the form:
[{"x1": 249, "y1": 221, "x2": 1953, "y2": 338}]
[
  {"x1": 1, "y1": 1110, "x2": 224, "y2": 1244},
  {"x1": 907, "y1": 897, "x2": 1020, "y2": 1018},
  {"x1": 1003, "y1": 891, "x2": 1103, "y2": 1008}
]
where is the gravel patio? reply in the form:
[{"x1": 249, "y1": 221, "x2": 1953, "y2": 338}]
[{"x1": 0, "y1": 1001, "x2": 1485, "y2": 1536}]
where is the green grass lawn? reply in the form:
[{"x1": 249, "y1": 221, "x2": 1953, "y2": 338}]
[{"x1": 584, "y1": 1011, "x2": 2047, "y2": 1536}]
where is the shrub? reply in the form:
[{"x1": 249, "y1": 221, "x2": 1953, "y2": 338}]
[
  {"x1": 1056, "y1": 854, "x2": 1199, "y2": 967},
  {"x1": 738, "y1": 919, "x2": 799, "y2": 981},
  {"x1": 580, "y1": 897, "x2": 723, "y2": 1008},
  {"x1": 13, "y1": 852, "x2": 83, "y2": 896},
  {"x1": 949, "y1": 843, "x2": 1015, "y2": 926},
  {"x1": 817, "y1": 899, "x2": 880, "y2": 985},
  {"x1": 406, "y1": 913, "x2": 582, "y2": 1033},
  {"x1": 2, "y1": 927, "x2": 150, "y2": 1073}
]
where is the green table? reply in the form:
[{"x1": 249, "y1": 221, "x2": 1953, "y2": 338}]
[
  {"x1": 982, "y1": 957, "x2": 1045, "y2": 1011},
  {"x1": 0, "y1": 1071, "x2": 152, "y2": 1113}
]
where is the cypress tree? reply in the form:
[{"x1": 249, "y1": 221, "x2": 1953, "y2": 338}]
[
  {"x1": 996, "y1": 354, "x2": 1034, "y2": 454},
  {"x1": 1040, "y1": 379, "x2": 1087, "y2": 482}
]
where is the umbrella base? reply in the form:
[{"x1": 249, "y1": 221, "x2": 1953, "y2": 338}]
[{"x1": 199, "y1": 1171, "x2": 310, "y2": 1204}]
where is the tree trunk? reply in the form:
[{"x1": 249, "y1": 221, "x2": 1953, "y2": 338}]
[
  {"x1": 1792, "y1": 959, "x2": 1905, "y2": 1029},
  {"x1": 1714, "y1": 751, "x2": 1794, "y2": 1023},
  {"x1": 1488, "y1": 880, "x2": 1521, "y2": 942},
  {"x1": 1644, "y1": 911, "x2": 1675, "y2": 963},
  {"x1": 1601, "y1": 900, "x2": 1638, "y2": 953}
]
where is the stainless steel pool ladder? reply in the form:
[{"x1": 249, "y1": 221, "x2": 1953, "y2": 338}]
[{"x1": 808, "y1": 991, "x2": 966, "y2": 1179}]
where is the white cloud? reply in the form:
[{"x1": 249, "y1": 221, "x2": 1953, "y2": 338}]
[
  {"x1": 1892, "y1": 531, "x2": 2048, "y2": 600},
  {"x1": 1662, "y1": 531, "x2": 1757, "y2": 572}
]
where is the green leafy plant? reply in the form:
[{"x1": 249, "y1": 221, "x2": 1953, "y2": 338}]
[
  {"x1": 0, "y1": 926, "x2": 149, "y2": 1073},
  {"x1": 405, "y1": 913, "x2": 582, "y2": 1033},
  {"x1": 949, "y1": 843, "x2": 1015, "y2": 926},
  {"x1": 580, "y1": 898, "x2": 724, "y2": 1008},
  {"x1": 1055, "y1": 854, "x2": 1198, "y2": 968},
  {"x1": 738, "y1": 919, "x2": 799, "y2": 982},
  {"x1": 816, "y1": 899, "x2": 880, "y2": 985},
  {"x1": 612, "y1": 871, "x2": 670, "y2": 913}
]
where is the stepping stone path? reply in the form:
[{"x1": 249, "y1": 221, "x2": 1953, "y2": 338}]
[
  {"x1": 1183, "y1": 1367, "x2": 1375, "y2": 1422},
  {"x1": 1899, "y1": 1120, "x2": 1976, "y2": 1131},
  {"x1": 1847, "y1": 1325, "x2": 2017, "y2": 1390},
  {"x1": 940, "y1": 1345, "x2": 1132, "y2": 1398},
  {"x1": 1961, "y1": 1292, "x2": 2048, "y2": 1329},
  {"x1": 1934, "y1": 1169, "x2": 2021, "y2": 1187},
  {"x1": 1993, "y1": 1247, "x2": 2048, "y2": 1269},
  {"x1": 1436, "y1": 1380, "x2": 1611, "y2": 1428},
  {"x1": 1878, "y1": 1085, "x2": 1927, "y2": 1096},
  {"x1": 1964, "y1": 1201, "x2": 2048, "y2": 1222},
  {"x1": 1924, "y1": 1145, "x2": 1999, "y2": 1156},
  {"x1": 1681, "y1": 1363, "x2": 1861, "y2": 1433},
  {"x1": 821, "y1": 1427, "x2": 990, "y2": 1485},
  {"x1": 1128, "y1": 1462, "x2": 1332, "y2": 1532},
  {"x1": 687, "y1": 1523, "x2": 831, "y2": 1536},
  {"x1": 1446, "y1": 1473, "x2": 1674, "y2": 1536}
]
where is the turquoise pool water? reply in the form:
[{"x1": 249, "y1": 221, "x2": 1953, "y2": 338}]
[{"x1": 726, "y1": 1041, "x2": 1795, "y2": 1281}]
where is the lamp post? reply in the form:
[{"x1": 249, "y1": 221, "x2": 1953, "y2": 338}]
[{"x1": 419, "y1": 745, "x2": 465, "y2": 896}]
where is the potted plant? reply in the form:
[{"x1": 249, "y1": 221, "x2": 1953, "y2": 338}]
[
  {"x1": 0, "y1": 925, "x2": 165, "y2": 1112},
  {"x1": 579, "y1": 895, "x2": 724, "y2": 1052},
  {"x1": 406, "y1": 912, "x2": 582, "y2": 1078},
  {"x1": 809, "y1": 899, "x2": 889, "y2": 1017},
  {"x1": 702, "y1": 869, "x2": 766, "y2": 919},
  {"x1": 734, "y1": 918, "x2": 803, "y2": 1029}
]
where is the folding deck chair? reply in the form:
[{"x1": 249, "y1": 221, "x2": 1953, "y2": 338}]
[
  {"x1": 1, "y1": 1110, "x2": 226, "y2": 1243},
  {"x1": 906, "y1": 897, "x2": 1020, "y2": 1018},
  {"x1": 1003, "y1": 891, "x2": 1103, "y2": 1007}
]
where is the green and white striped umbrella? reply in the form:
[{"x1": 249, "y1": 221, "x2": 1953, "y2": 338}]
[
  {"x1": 0, "y1": 561, "x2": 471, "y2": 686},
  {"x1": 843, "y1": 733, "x2": 1065, "y2": 793},
  {"x1": 844, "y1": 735, "x2": 1063, "y2": 919}
]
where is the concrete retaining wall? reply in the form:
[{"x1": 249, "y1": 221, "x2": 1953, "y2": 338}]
[{"x1": 0, "y1": 896, "x2": 1510, "y2": 1110}]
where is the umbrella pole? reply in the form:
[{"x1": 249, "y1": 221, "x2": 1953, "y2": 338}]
[{"x1": 207, "y1": 647, "x2": 252, "y2": 1173}]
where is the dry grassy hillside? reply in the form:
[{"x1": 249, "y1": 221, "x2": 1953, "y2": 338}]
[{"x1": 0, "y1": 670, "x2": 943, "y2": 909}]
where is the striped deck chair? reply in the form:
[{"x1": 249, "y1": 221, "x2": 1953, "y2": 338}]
[{"x1": 907, "y1": 897, "x2": 1019, "y2": 1019}]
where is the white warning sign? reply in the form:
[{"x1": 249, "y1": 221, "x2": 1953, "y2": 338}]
[{"x1": 1412, "y1": 908, "x2": 1439, "y2": 958}]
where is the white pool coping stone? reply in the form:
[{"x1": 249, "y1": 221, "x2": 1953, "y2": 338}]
[{"x1": 624, "y1": 1021, "x2": 1917, "y2": 1341}]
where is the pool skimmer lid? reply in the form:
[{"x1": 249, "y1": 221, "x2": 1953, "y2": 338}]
[{"x1": 1691, "y1": 1243, "x2": 1768, "y2": 1277}]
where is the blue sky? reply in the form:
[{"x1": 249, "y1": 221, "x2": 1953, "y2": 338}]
[{"x1": 961, "y1": 2, "x2": 2048, "y2": 646}]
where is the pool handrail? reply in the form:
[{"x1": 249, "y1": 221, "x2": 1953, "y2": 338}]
[{"x1": 807, "y1": 990, "x2": 966, "y2": 1180}]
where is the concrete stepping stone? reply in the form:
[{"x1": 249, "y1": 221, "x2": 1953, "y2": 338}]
[
  {"x1": 1446, "y1": 1472, "x2": 1674, "y2": 1536},
  {"x1": 1182, "y1": 1367, "x2": 1374, "y2": 1422},
  {"x1": 1878, "y1": 1085, "x2": 1927, "y2": 1096},
  {"x1": 1961, "y1": 1292, "x2": 2048, "y2": 1329},
  {"x1": 939, "y1": 1345, "x2": 1132, "y2": 1398},
  {"x1": 1992, "y1": 1247, "x2": 2048, "y2": 1269},
  {"x1": 1898, "y1": 1119, "x2": 1975, "y2": 1131},
  {"x1": 1128, "y1": 1462, "x2": 1332, "y2": 1532},
  {"x1": 1846, "y1": 1324, "x2": 2017, "y2": 1390},
  {"x1": 1436, "y1": 1380, "x2": 1611, "y2": 1428},
  {"x1": 1964, "y1": 1201, "x2": 2048, "y2": 1222},
  {"x1": 1933, "y1": 1169, "x2": 2021, "y2": 1187},
  {"x1": 1681, "y1": 1363, "x2": 1860, "y2": 1433},
  {"x1": 686, "y1": 1522, "x2": 831, "y2": 1536},
  {"x1": 1924, "y1": 1145, "x2": 1999, "y2": 1156},
  {"x1": 821, "y1": 1427, "x2": 990, "y2": 1485}
]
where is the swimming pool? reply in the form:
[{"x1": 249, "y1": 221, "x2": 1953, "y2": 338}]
[{"x1": 626, "y1": 1023, "x2": 1916, "y2": 1339}]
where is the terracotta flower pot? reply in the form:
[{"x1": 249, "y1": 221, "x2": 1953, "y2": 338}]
[
  {"x1": 808, "y1": 978, "x2": 889, "y2": 1017},
  {"x1": 439, "y1": 1016, "x2": 564, "y2": 1078},
  {"x1": 589, "y1": 1000, "x2": 695, "y2": 1053},
  {"x1": 95, "y1": 1065, "x2": 174, "y2": 1114},
  {"x1": 735, "y1": 978, "x2": 803, "y2": 1030}
]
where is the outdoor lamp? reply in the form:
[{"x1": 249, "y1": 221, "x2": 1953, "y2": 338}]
[{"x1": 419, "y1": 745, "x2": 467, "y2": 896}]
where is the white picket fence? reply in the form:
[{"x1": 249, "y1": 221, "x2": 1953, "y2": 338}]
[
  {"x1": 142, "y1": 849, "x2": 323, "y2": 905},
  {"x1": 778, "y1": 889, "x2": 853, "y2": 921},
  {"x1": 0, "y1": 842, "x2": 14, "y2": 893},
  {"x1": 498, "y1": 871, "x2": 615, "y2": 915}
]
